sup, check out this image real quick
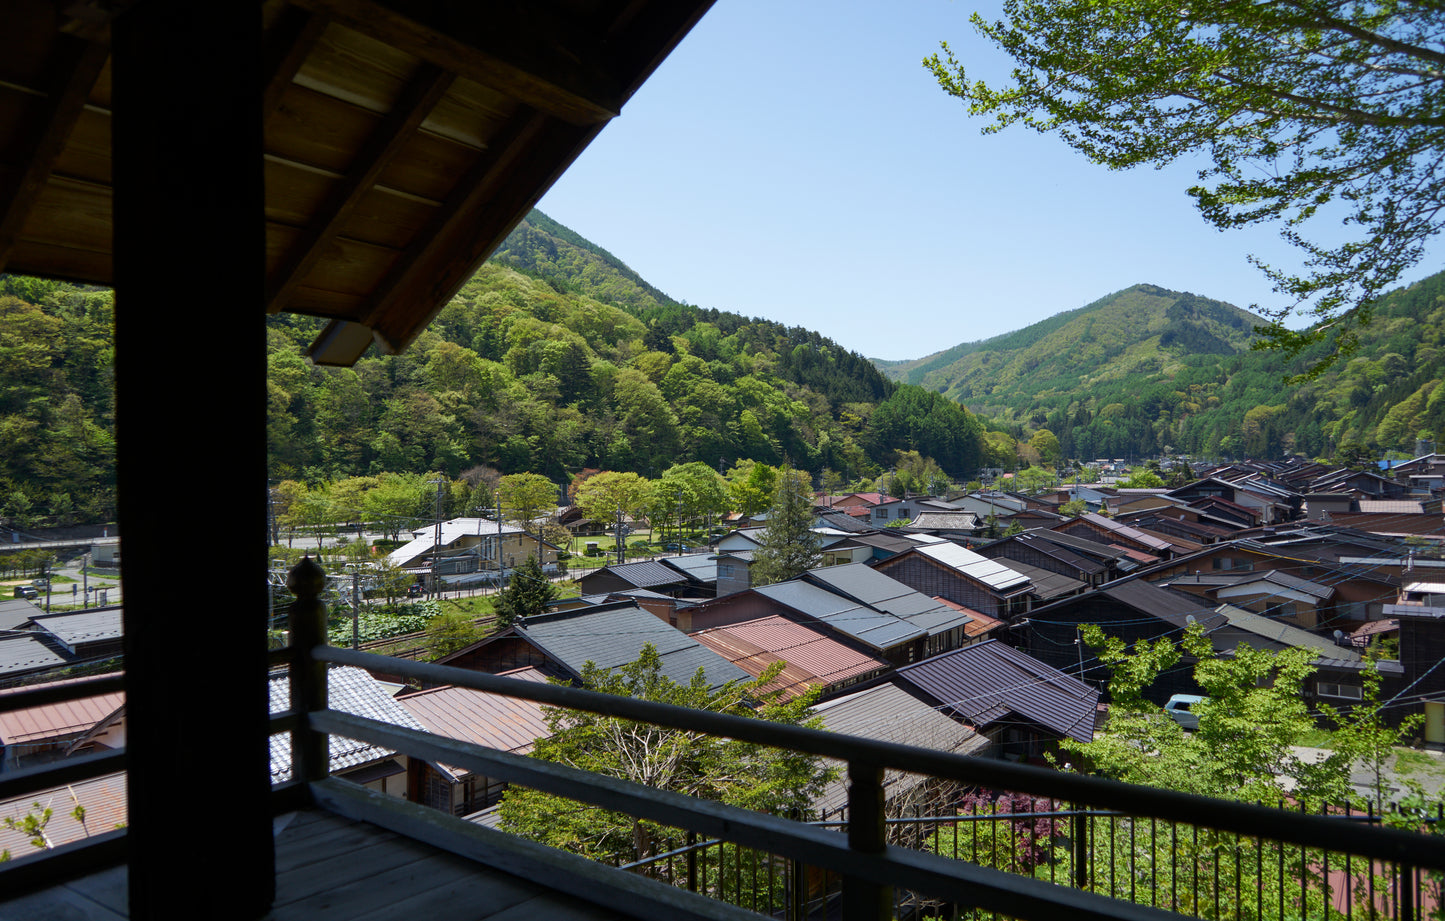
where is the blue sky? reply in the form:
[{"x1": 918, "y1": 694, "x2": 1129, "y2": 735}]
[{"x1": 537, "y1": 0, "x2": 1436, "y2": 363}]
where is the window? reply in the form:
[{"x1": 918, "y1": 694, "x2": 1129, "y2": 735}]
[
  {"x1": 878, "y1": 508, "x2": 889, "y2": 519},
  {"x1": 1318, "y1": 682, "x2": 1364, "y2": 700}
]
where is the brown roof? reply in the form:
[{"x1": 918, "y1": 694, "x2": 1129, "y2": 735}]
[
  {"x1": 690, "y1": 615, "x2": 889, "y2": 700},
  {"x1": 0, "y1": 771, "x2": 127, "y2": 855},
  {"x1": 0, "y1": 676, "x2": 125, "y2": 746},
  {"x1": 396, "y1": 666, "x2": 553, "y2": 759},
  {"x1": 0, "y1": 0, "x2": 715, "y2": 365},
  {"x1": 932, "y1": 597, "x2": 1004, "y2": 639}
]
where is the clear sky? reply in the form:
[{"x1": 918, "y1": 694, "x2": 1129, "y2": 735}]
[{"x1": 537, "y1": 0, "x2": 1437, "y2": 363}]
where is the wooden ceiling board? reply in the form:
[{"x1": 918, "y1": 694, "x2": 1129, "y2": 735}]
[{"x1": 0, "y1": 0, "x2": 717, "y2": 364}]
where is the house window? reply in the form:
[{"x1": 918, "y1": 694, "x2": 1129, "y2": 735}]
[
  {"x1": 878, "y1": 508, "x2": 889, "y2": 519},
  {"x1": 719, "y1": 563, "x2": 734, "y2": 578},
  {"x1": 1318, "y1": 682, "x2": 1364, "y2": 701}
]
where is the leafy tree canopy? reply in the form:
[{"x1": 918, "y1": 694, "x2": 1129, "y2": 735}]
[
  {"x1": 928, "y1": 0, "x2": 1445, "y2": 375},
  {"x1": 498, "y1": 643, "x2": 833, "y2": 864}
]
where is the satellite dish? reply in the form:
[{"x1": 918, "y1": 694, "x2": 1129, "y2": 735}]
[{"x1": 1186, "y1": 614, "x2": 1196, "y2": 625}]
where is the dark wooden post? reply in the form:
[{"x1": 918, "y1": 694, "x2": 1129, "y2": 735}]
[
  {"x1": 842, "y1": 761, "x2": 891, "y2": 921},
  {"x1": 289, "y1": 557, "x2": 330, "y2": 786},
  {"x1": 112, "y1": 0, "x2": 272, "y2": 918},
  {"x1": 1073, "y1": 804, "x2": 1091, "y2": 890}
]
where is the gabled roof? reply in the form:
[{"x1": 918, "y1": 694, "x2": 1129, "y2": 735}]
[
  {"x1": 515, "y1": 603, "x2": 750, "y2": 690},
  {"x1": 0, "y1": 674, "x2": 125, "y2": 746},
  {"x1": 896, "y1": 639, "x2": 1099, "y2": 742},
  {"x1": 690, "y1": 616, "x2": 889, "y2": 700},
  {"x1": 908, "y1": 541, "x2": 1032, "y2": 594},
  {"x1": 27, "y1": 607, "x2": 123, "y2": 653},
  {"x1": 268, "y1": 665, "x2": 428, "y2": 784},
  {"x1": 0, "y1": 0, "x2": 717, "y2": 365},
  {"x1": 801, "y1": 563, "x2": 974, "y2": 637},
  {"x1": 397, "y1": 666, "x2": 554, "y2": 772},
  {"x1": 812, "y1": 682, "x2": 988, "y2": 816},
  {"x1": 754, "y1": 581, "x2": 926, "y2": 651},
  {"x1": 388, "y1": 517, "x2": 529, "y2": 567}
]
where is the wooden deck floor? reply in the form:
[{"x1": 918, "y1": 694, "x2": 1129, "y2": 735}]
[{"x1": 0, "y1": 810, "x2": 639, "y2": 921}]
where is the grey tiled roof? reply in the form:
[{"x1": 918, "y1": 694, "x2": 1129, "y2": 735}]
[{"x1": 268, "y1": 665, "x2": 428, "y2": 783}]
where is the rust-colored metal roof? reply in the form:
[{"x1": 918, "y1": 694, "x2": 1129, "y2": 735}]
[
  {"x1": 0, "y1": 0, "x2": 716, "y2": 365},
  {"x1": 690, "y1": 615, "x2": 889, "y2": 700},
  {"x1": 397, "y1": 666, "x2": 553, "y2": 757},
  {"x1": 0, "y1": 771, "x2": 127, "y2": 855},
  {"x1": 0, "y1": 675, "x2": 125, "y2": 746}
]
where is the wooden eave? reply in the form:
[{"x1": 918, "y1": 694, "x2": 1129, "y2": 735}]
[{"x1": 0, "y1": 0, "x2": 714, "y2": 365}]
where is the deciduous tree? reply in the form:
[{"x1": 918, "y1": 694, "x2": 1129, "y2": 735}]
[{"x1": 928, "y1": 0, "x2": 1445, "y2": 375}]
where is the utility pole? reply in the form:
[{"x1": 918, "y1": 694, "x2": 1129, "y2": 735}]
[
  {"x1": 351, "y1": 569, "x2": 361, "y2": 649},
  {"x1": 431, "y1": 478, "x2": 444, "y2": 598}
]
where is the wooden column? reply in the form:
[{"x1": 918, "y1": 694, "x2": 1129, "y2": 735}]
[
  {"x1": 112, "y1": 1, "x2": 274, "y2": 918},
  {"x1": 842, "y1": 762, "x2": 892, "y2": 921}
]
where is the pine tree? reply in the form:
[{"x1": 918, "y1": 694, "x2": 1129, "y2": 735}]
[
  {"x1": 495, "y1": 554, "x2": 556, "y2": 628},
  {"x1": 750, "y1": 466, "x2": 821, "y2": 587}
]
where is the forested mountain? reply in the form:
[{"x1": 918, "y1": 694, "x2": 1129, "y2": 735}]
[
  {"x1": 264, "y1": 209, "x2": 981, "y2": 486},
  {"x1": 879, "y1": 275, "x2": 1445, "y2": 463}
]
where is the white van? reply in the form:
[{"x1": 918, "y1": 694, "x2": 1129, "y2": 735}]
[{"x1": 1164, "y1": 694, "x2": 1206, "y2": 731}]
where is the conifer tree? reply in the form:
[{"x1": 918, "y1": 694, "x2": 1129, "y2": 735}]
[
  {"x1": 495, "y1": 554, "x2": 556, "y2": 629},
  {"x1": 750, "y1": 466, "x2": 821, "y2": 587}
]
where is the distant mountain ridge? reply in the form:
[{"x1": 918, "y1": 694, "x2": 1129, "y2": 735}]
[{"x1": 875, "y1": 284, "x2": 1264, "y2": 411}]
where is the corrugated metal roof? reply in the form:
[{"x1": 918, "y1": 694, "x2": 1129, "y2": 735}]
[
  {"x1": 1211, "y1": 604, "x2": 1363, "y2": 662},
  {"x1": 0, "y1": 771, "x2": 126, "y2": 855},
  {"x1": 398, "y1": 667, "x2": 553, "y2": 773},
  {"x1": 664, "y1": 554, "x2": 718, "y2": 582},
  {"x1": 913, "y1": 542, "x2": 1031, "y2": 593},
  {"x1": 0, "y1": 634, "x2": 68, "y2": 676},
  {"x1": 896, "y1": 640, "x2": 1099, "y2": 742},
  {"x1": 518, "y1": 604, "x2": 751, "y2": 690},
  {"x1": 994, "y1": 560, "x2": 1086, "y2": 600},
  {"x1": 29, "y1": 608, "x2": 123, "y2": 650},
  {"x1": 804, "y1": 563, "x2": 974, "y2": 636},
  {"x1": 1079, "y1": 512, "x2": 1174, "y2": 551},
  {"x1": 0, "y1": 676, "x2": 124, "y2": 745},
  {"x1": 812, "y1": 682, "x2": 987, "y2": 817},
  {"x1": 755, "y1": 580, "x2": 925, "y2": 650},
  {"x1": 600, "y1": 559, "x2": 692, "y2": 588},
  {"x1": 690, "y1": 616, "x2": 889, "y2": 698},
  {"x1": 268, "y1": 665, "x2": 429, "y2": 783},
  {"x1": 388, "y1": 517, "x2": 526, "y2": 567}
]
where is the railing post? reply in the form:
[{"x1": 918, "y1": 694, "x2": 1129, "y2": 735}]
[
  {"x1": 843, "y1": 761, "x2": 891, "y2": 921},
  {"x1": 1073, "y1": 805, "x2": 1090, "y2": 890},
  {"x1": 289, "y1": 556, "x2": 330, "y2": 789}
]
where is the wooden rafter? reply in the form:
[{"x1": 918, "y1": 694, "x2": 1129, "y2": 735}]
[
  {"x1": 266, "y1": 63, "x2": 455, "y2": 314},
  {"x1": 0, "y1": 37, "x2": 108, "y2": 274},
  {"x1": 357, "y1": 107, "x2": 554, "y2": 339},
  {"x1": 291, "y1": 0, "x2": 624, "y2": 125},
  {"x1": 262, "y1": 5, "x2": 331, "y2": 123}
]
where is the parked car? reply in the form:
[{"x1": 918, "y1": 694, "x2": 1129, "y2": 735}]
[
  {"x1": 13, "y1": 585, "x2": 38, "y2": 599},
  {"x1": 1164, "y1": 694, "x2": 1206, "y2": 731}
]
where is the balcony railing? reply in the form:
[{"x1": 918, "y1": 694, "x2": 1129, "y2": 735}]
[{"x1": 5, "y1": 558, "x2": 1445, "y2": 921}]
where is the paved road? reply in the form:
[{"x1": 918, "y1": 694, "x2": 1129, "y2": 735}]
[{"x1": 1289, "y1": 745, "x2": 1445, "y2": 806}]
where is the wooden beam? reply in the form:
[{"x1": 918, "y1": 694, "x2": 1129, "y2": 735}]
[
  {"x1": 292, "y1": 0, "x2": 623, "y2": 125},
  {"x1": 112, "y1": 0, "x2": 274, "y2": 918},
  {"x1": 0, "y1": 37, "x2": 107, "y2": 274},
  {"x1": 356, "y1": 106, "x2": 552, "y2": 336},
  {"x1": 363, "y1": 114, "x2": 595, "y2": 354},
  {"x1": 266, "y1": 63, "x2": 453, "y2": 314},
  {"x1": 262, "y1": 5, "x2": 331, "y2": 123}
]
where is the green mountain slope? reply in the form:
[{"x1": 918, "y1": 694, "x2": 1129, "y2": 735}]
[
  {"x1": 879, "y1": 275, "x2": 1445, "y2": 464},
  {"x1": 879, "y1": 285, "x2": 1263, "y2": 415}
]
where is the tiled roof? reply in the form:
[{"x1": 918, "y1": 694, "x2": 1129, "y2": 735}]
[
  {"x1": 896, "y1": 640, "x2": 1099, "y2": 742},
  {"x1": 690, "y1": 615, "x2": 889, "y2": 699},
  {"x1": 267, "y1": 665, "x2": 429, "y2": 783}
]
